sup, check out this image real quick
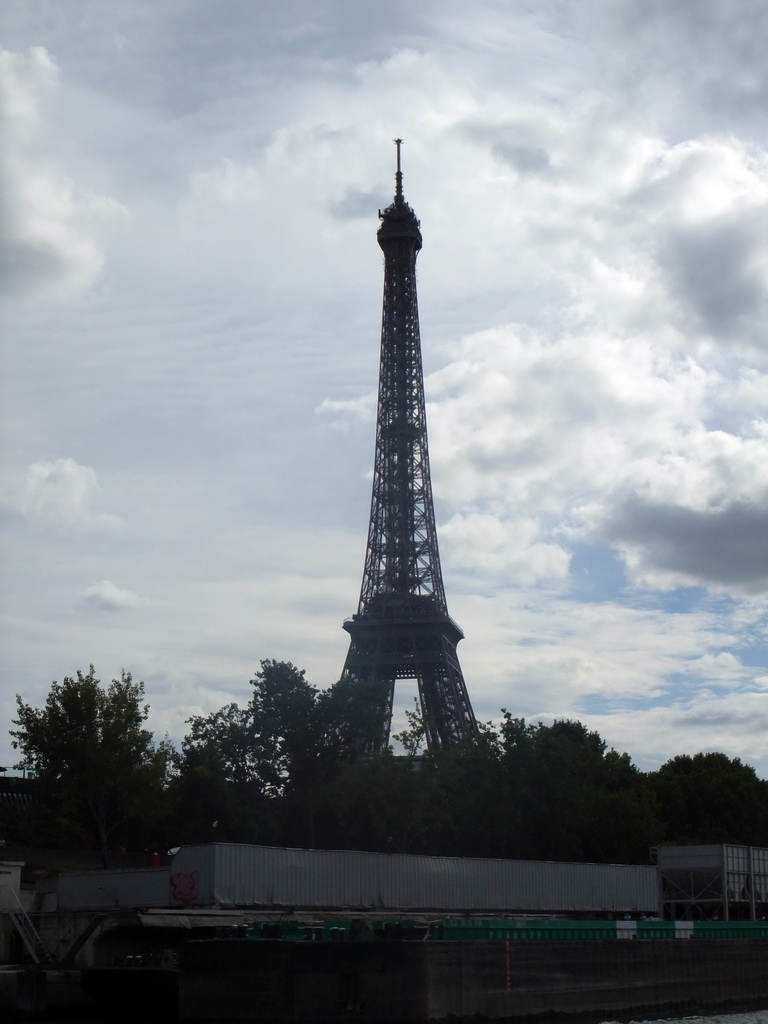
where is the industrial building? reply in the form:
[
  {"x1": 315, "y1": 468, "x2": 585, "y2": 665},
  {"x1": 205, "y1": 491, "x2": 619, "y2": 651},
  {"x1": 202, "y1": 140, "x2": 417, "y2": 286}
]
[
  {"x1": 656, "y1": 844, "x2": 768, "y2": 920},
  {"x1": 1, "y1": 842, "x2": 767, "y2": 966},
  {"x1": 51, "y1": 842, "x2": 659, "y2": 917}
]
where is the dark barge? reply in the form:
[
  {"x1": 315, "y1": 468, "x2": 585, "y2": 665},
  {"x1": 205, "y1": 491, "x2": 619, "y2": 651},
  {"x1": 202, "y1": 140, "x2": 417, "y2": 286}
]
[{"x1": 177, "y1": 932, "x2": 768, "y2": 1023}]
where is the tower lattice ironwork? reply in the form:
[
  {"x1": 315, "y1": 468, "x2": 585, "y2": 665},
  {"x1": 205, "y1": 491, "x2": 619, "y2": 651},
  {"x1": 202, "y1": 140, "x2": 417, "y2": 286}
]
[{"x1": 339, "y1": 140, "x2": 477, "y2": 755}]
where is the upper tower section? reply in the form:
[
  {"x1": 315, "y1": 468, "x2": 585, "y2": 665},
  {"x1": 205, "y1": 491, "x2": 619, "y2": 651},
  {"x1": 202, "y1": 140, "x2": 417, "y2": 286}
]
[{"x1": 377, "y1": 139, "x2": 422, "y2": 251}]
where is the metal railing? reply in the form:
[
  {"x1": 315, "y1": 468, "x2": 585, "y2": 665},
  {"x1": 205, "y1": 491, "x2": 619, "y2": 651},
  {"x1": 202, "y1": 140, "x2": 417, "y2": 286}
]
[{"x1": 0, "y1": 883, "x2": 52, "y2": 963}]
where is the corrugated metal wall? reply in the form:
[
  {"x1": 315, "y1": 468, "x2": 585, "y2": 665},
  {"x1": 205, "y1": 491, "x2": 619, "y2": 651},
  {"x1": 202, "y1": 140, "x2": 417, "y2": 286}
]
[
  {"x1": 57, "y1": 867, "x2": 170, "y2": 910},
  {"x1": 168, "y1": 844, "x2": 660, "y2": 914}
]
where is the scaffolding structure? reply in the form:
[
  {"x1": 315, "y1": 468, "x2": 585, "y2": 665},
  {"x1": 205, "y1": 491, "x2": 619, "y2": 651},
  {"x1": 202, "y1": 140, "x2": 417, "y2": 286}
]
[{"x1": 656, "y1": 844, "x2": 768, "y2": 920}]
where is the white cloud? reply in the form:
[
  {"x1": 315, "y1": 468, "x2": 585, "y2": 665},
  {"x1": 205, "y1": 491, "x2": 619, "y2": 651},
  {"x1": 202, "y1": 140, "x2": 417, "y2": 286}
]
[
  {"x1": 441, "y1": 512, "x2": 569, "y2": 586},
  {"x1": 10, "y1": 459, "x2": 123, "y2": 531},
  {"x1": 1, "y1": 0, "x2": 768, "y2": 777},
  {"x1": 80, "y1": 579, "x2": 147, "y2": 610},
  {"x1": 585, "y1": 689, "x2": 768, "y2": 773},
  {"x1": 424, "y1": 309, "x2": 768, "y2": 595},
  {"x1": 315, "y1": 393, "x2": 376, "y2": 432},
  {"x1": 0, "y1": 46, "x2": 125, "y2": 299}
]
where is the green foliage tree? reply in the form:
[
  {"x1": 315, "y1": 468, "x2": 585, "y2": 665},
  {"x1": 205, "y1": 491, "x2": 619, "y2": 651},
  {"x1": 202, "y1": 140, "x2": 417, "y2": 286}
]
[
  {"x1": 248, "y1": 660, "x2": 327, "y2": 795},
  {"x1": 183, "y1": 702, "x2": 266, "y2": 788},
  {"x1": 392, "y1": 699, "x2": 427, "y2": 757},
  {"x1": 11, "y1": 666, "x2": 172, "y2": 862},
  {"x1": 166, "y1": 739, "x2": 279, "y2": 846},
  {"x1": 493, "y1": 715, "x2": 662, "y2": 863},
  {"x1": 648, "y1": 752, "x2": 768, "y2": 846},
  {"x1": 179, "y1": 660, "x2": 346, "y2": 847},
  {"x1": 316, "y1": 751, "x2": 449, "y2": 853},
  {"x1": 32, "y1": 651, "x2": 755, "y2": 865},
  {"x1": 404, "y1": 724, "x2": 505, "y2": 858}
]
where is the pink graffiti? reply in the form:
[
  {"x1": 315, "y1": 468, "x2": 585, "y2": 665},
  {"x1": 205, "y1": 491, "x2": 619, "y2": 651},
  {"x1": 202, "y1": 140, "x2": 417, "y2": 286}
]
[{"x1": 171, "y1": 869, "x2": 200, "y2": 904}]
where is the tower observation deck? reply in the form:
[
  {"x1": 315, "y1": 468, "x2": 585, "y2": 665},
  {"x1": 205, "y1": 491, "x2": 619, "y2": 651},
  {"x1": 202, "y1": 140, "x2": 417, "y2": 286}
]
[{"x1": 338, "y1": 141, "x2": 478, "y2": 755}]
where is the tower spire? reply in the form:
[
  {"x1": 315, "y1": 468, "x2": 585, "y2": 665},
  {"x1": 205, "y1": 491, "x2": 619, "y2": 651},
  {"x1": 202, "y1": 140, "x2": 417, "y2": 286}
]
[
  {"x1": 337, "y1": 147, "x2": 478, "y2": 756},
  {"x1": 394, "y1": 137, "x2": 404, "y2": 201}
]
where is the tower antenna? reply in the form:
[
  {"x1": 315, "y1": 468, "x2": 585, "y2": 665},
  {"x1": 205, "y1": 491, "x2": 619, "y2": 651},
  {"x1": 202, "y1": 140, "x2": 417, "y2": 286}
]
[{"x1": 394, "y1": 137, "x2": 403, "y2": 200}]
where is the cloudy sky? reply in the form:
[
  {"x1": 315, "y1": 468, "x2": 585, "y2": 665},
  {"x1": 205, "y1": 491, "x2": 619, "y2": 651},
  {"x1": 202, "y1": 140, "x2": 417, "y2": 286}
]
[{"x1": 2, "y1": 0, "x2": 768, "y2": 778}]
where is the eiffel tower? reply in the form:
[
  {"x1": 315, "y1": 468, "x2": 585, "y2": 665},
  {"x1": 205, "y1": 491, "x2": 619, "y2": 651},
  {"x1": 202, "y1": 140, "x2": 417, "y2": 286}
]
[{"x1": 338, "y1": 140, "x2": 477, "y2": 755}]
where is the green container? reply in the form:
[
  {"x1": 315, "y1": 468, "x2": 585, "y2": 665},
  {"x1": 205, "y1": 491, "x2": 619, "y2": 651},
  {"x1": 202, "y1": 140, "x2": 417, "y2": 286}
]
[
  {"x1": 521, "y1": 920, "x2": 617, "y2": 940},
  {"x1": 442, "y1": 918, "x2": 619, "y2": 941},
  {"x1": 693, "y1": 921, "x2": 768, "y2": 939},
  {"x1": 637, "y1": 920, "x2": 676, "y2": 939},
  {"x1": 248, "y1": 919, "x2": 304, "y2": 940}
]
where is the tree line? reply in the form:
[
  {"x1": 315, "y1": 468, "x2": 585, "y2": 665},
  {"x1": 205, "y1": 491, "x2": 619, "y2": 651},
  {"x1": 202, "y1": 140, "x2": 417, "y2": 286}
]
[{"x1": 5, "y1": 662, "x2": 768, "y2": 865}]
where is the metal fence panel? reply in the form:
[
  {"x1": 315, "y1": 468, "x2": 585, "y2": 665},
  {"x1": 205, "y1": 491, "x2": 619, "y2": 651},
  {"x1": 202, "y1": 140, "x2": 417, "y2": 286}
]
[
  {"x1": 52, "y1": 844, "x2": 663, "y2": 914},
  {"x1": 57, "y1": 867, "x2": 170, "y2": 910},
  {"x1": 172, "y1": 844, "x2": 660, "y2": 914}
]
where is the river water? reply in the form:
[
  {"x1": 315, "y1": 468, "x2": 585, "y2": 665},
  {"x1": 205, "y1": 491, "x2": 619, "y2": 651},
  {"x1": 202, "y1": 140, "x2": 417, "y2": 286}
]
[
  {"x1": 602, "y1": 1016, "x2": 768, "y2": 1024},
  {"x1": 40, "y1": 1014, "x2": 768, "y2": 1024}
]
